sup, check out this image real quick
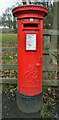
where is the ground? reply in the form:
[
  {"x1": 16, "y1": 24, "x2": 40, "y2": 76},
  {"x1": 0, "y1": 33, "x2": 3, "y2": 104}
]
[
  {"x1": 2, "y1": 92, "x2": 41, "y2": 118},
  {"x1": 2, "y1": 87, "x2": 59, "y2": 119}
]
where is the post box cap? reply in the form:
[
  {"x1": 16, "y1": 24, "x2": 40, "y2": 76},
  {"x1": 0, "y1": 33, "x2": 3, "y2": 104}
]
[{"x1": 12, "y1": 4, "x2": 48, "y2": 18}]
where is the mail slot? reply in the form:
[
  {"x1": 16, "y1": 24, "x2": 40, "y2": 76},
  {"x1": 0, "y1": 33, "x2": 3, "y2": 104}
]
[
  {"x1": 12, "y1": 4, "x2": 48, "y2": 113},
  {"x1": 23, "y1": 23, "x2": 38, "y2": 28}
]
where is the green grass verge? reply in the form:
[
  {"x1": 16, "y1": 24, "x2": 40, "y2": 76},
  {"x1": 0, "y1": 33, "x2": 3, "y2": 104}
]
[{"x1": 2, "y1": 33, "x2": 17, "y2": 43}]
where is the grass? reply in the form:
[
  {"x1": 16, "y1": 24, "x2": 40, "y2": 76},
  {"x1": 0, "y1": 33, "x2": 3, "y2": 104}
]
[
  {"x1": 2, "y1": 33, "x2": 17, "y2": 63},
  {"x1": 2, "y1": 33, "x2": 17, "y2": 42},
  {"x1": 2, "y1": 33, "x2": 17, "y2": 46},
  {"x1": 4, "y1": 56, "x2": 12, "y2": 61},
  {"x1": 2, "y1": 52, "x2": 17, "y2": 64}
]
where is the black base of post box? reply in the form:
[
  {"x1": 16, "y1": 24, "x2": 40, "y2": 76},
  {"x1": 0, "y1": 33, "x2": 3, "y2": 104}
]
[{"x1": 16, "y1": 91, "x2": 43, "y2": 113}]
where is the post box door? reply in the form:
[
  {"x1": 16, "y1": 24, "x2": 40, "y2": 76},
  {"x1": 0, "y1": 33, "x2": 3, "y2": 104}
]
[{"x1": 18, "y1": 20, "x2": 43, "y2": 95}]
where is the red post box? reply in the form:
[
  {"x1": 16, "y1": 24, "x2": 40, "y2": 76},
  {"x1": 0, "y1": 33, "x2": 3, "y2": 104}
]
[{"x1": 12, "y1": 5, "x2": 48, "y2": 113}]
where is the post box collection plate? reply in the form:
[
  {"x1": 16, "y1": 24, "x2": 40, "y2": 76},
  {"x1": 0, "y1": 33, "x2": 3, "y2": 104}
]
[{"x1": 26, "y1": 33, "x2": 36, "y2": 50}]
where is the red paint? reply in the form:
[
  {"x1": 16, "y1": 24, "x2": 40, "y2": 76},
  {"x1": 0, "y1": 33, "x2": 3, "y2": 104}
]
[{"x1": 12, "y1": 5, "x2": 48, "y2": 95}]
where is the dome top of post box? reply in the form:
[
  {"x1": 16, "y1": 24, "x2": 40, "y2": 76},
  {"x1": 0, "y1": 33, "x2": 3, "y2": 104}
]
[{"x1": 12, "y1": 4, "x2": 48, "y2": 19}]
